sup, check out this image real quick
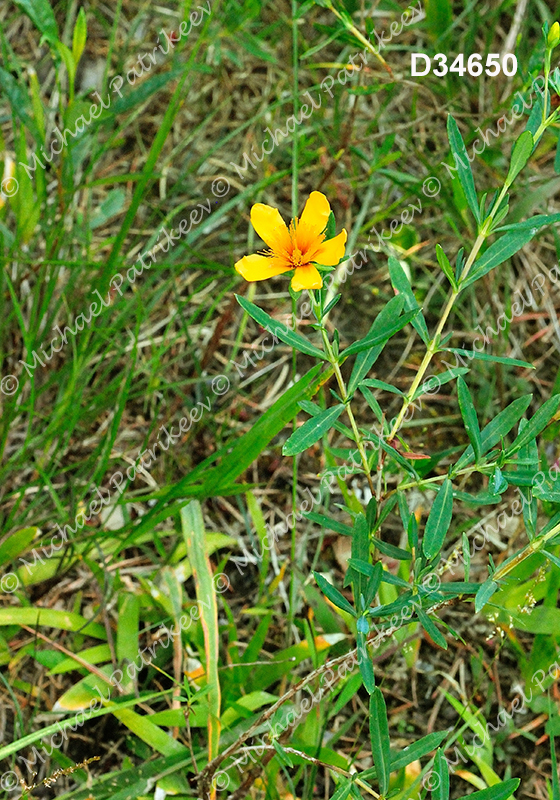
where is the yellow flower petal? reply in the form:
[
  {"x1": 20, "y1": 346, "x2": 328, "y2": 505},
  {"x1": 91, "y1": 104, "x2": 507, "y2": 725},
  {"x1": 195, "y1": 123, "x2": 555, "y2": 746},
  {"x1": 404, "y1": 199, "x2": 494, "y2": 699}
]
[
  {"x1": 235, "y1": 253, "x2": 289, "y2": 282},
  {"x1": 291, "y1": 264, "x2": 323, "y2": 291},
  {"x1": 299, "y1": 191, "x2": 331, "y2": 236},
  {"x1": 250, "y1": 204, "x2": 292, "y2": 253},
  {"x1": 311, "y1": 229, "x2": 347, "y2": 266}
]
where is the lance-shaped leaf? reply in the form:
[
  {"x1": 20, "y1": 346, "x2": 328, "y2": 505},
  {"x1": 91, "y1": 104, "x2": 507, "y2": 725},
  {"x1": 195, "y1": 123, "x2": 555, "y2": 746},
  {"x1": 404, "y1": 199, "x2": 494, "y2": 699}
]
[
  {"x1": 313, "y1": 571, "x2": 356, "y2": 616},
  {"x1": 447, "y1": 115, "x2": 480, "y2": 222},
  {"x1": 462, "y1": 229, "x2": 534, "y2": 288},
  {"x1": 442, "y1": 348, "x2": 533, "y2": 369},
  {"x1": 423, "y1": 479, "x2": 454, "y2": 561},
  {"x1": 341, "y1": 308, "x2": 419, "y2": 357},
  {"x1": 504, "y1": 394, "x2": 560, "y2": 457},
  {"x1": 496, "y1": 211, "x2": 560, "y2": 233},
  {"x1": 455, "y1": 779, "x2": 520, "y2": 800},
  {"x1": 433, "y1": 748, "x2": 450, "y2": 800},
  {"x1": 457, "y1": 377, "x2": 482, "y2": 462},
  {"x1": 236, "y1": 294, "x2": 327, "y2": 360},
  {"x1": 348, "y1": 295, "x2": 405, "y2": 395},
  {"x1": 369, "y1": 687, "x2": 391, "y2": 794},
  {"x1": 388, "y1": 256, "x2": 429, "y2": 344},
  {"x1": 436, "y1": 244, "x2": 458, "y2": 290},
  {"x1": 360, "y1": 729, "x2": 448, "y2": 779},
  {"x1": 283, "y1": 403, "x2": 345, "y2": 456},
  {"x1": 452, "y1": 394, "x2": 532, "y2": 474},
  {"x1": 416, "y1": 607, "x2": 448, "y2": 649},
  {"x1": 506, "y1": 130, "x2": 534, "y2": 186},
  {"x1": 475, "y1": 578, "x2": 499, "y2": 613}
]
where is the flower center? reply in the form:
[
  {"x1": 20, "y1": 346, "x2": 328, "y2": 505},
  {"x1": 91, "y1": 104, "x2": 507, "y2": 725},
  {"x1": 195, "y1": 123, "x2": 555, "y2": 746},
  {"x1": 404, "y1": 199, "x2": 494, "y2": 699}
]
[{"x1": 291, "y1": 246, "x2": 304, "y2": 267}]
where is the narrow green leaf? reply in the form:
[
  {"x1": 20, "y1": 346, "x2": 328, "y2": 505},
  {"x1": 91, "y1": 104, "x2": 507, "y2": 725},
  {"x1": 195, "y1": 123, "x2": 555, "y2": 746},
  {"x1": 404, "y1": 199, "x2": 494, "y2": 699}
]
[
  {"x1": 341, "y1": 309, "x2": 419, "y2": 357},
  {"x1": 372, "y1": 538, "x2": 412, "y2": 560},
  {"x1": 433, "y1": 748, "x2": 450, "y2": 800},
  {"x1": 474, "y1": 578, "x2": 499, "y2": 613},
  {"x1": 330, "y1": 779, "x2": 353, "y2": 800},
  {"x1": 416, "y1": 607, "x2": 448, "y2": 649},
  {"x1": 447, "y1": 115, "x2": 480, "y2": 222},
  {"x1": 496, "y1": 211, "x2": 560, "y2": 233},
  {"x1": 457, "y1": 377, "x2": 482, "y2": 462},
  {"x1": 236, "y1": 295, "x2": 327, "y2": 360},
  {"x1": 388, "y1": 256, "x2": 430, "y2": 344},
  {"x1": 313, "y1": 572, "x2": 356, "y2": 616},
  {"x1": 347, "y1": 295, "x2": 405, "y2": 395},
  {"x1": 506, "y1": 130, "x2": 534, "y2": 185},
  {"x1": 360, "y1": 378, "x2": 404, "y2": 396},
  {"x1": 304, "y1": 512, "x2": 353, "y2": 536},
  {"x1": 505, "y1": 394, "x2": 560, "y2": 456},
  {"x1": 551, "y1": 724, "x2": 560, "y2": 800},
  {"x1": 463, "y1": 229, "x2": 534, "y2": 288},
  {"x1": 544, "y1": 550, "x2": 560, "y2": 569},
  {"x1": 360, "y1": 730, "x2": 448, "y2": 779},
  {"x1": 423, "y1": 479, "x2": 454, "y2": 560},
  {"x1": 436, "y1": 244, "x2": 458, "y2": 290},
  {"x1": 369, "y1": 687, "x2": 391, "y2": 794},
  {"x1": 455, "y1": 779, "x2": 520, "y2": 800},
  {"x1": 72, "y1": 7, "x2": 87, "y2": 65},
  {"x1": 283, "y1": 404, "x2": 345, "y2": 456},
  {"x1": 452, "y1": 395, "x2": 532, "y2": 473},
  {"x1": 358, "y1": 629, "x2": 376, "y2": 693},
  {"x1": 412, "y1": 367, "x2": 469, "y2": 400},
  {"x1": 442, "y1": 348, "x2": 533, "y2": 369}
]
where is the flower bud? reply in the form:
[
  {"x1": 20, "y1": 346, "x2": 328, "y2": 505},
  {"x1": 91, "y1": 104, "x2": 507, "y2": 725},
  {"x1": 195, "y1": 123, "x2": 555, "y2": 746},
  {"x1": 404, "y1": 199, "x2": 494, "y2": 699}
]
[{"x1": 548, "y1": 21, "x2": 560, "y2": 48}]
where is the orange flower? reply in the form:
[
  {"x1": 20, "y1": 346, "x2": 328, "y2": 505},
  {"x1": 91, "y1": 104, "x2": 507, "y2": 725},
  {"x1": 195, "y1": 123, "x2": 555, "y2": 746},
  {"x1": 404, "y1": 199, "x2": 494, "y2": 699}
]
[{"x1": 235, "y1": 191, "x2": 347, "y2": 291}]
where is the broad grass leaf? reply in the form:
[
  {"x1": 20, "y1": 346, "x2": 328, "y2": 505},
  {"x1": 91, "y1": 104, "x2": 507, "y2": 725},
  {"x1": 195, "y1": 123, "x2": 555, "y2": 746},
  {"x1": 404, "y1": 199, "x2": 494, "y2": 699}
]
[
  {"x1": 14, "y1": 0, "x2": 58, "y2": 44},
  {"x1": 0, "y1": 607, "x2": 106, "y2": 638},
  {"x1": 423, "y1": 479, "x2": 453, "y2": 560},
  {"x1": 181, "y1": 501, "x2": 221, "y2": 759},
  {"x1": 0, "y1": 527, "x2": 38, "y2": 566}
]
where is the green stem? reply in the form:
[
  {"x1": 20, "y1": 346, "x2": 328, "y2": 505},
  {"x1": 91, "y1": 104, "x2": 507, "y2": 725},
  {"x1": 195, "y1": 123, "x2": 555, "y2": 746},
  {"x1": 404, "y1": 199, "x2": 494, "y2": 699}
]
[
  {"x1": 388, "y1": 230, "x2": 486, "y2": 441},
  {"x1": 311, "y1": 292, "x2": 375, "y2": 494},
  {"x1": 287, "y1": 0, "x2": 299, "y2": 647},
  {"x1": 493, "y1": 520, "x2": 560, "y2": 582}
]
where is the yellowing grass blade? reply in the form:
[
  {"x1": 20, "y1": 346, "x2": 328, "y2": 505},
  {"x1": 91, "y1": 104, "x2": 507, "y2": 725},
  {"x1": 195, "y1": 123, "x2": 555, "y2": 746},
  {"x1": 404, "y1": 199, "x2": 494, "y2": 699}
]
[{"x1": 181, "y1": 500, "x2": 221, "y2": 769}]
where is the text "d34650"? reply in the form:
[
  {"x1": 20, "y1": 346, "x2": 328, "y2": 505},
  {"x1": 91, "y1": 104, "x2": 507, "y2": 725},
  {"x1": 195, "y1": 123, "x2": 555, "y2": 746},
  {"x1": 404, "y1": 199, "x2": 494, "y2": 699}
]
[{"x1": 411, "y1": 53, "x2": 517, "y2": 77}]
